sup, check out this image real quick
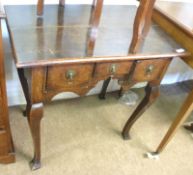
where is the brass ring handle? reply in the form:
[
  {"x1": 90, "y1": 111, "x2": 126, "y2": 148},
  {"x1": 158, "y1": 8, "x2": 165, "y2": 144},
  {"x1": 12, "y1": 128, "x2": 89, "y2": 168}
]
[
  {"x1": 109, "y1": 64, "x2": 117, "y2": 75},
  {"x1": 146, "y1": 65, "x2": 155, "y2": 76},
  {"x1": 66, "y1": 69, "x2": 76, "y2": 80}
]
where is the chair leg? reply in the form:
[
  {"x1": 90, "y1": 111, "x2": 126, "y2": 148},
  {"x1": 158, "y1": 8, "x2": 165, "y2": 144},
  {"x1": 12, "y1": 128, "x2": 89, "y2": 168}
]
[
  {"x1": 90, "y1": 0, "x2": 104, "y2": 28},
  {"x1": 37, "y1": 0, "x2": 44, "y2": 16},
  {"x1": 129, "y1": 0, "x2": 156, "y2": 53},
  {"x1": 122, "y1": 83, "x2": 160, "y2": 140}
]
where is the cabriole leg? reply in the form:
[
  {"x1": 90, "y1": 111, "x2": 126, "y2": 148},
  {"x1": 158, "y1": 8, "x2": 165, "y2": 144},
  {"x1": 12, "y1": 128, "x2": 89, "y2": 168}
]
[
  {"x1": 122, "y1": 84, "x2": 160, "y2": 139},
  {"x1": 27, "y1": 103, "x2": 44, "y2": 170}
]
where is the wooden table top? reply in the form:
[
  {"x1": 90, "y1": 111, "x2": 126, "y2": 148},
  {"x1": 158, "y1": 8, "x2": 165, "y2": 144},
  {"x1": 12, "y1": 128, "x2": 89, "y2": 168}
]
[
  {"x1": 155, "y1": 1, "x2": 193, "y2": 31},
  {"x1": 153, "y1": 1, "x2": 193, "y2": 68},
  {"x1": 5, "y1": 5, "x2": 187, "y2": 68}
]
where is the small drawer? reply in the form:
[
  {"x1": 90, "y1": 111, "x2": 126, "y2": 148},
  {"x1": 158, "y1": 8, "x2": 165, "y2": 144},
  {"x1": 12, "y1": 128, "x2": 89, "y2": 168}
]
[
  {"x1": 132, "y1": 59, "x2": 169, "y2": 82},
  {"x1": 95, "y1": 61, "x2": 133, "y2": 78},
  {"x1": 46, "y1": 64, "x2": 94, "y2": 91}
]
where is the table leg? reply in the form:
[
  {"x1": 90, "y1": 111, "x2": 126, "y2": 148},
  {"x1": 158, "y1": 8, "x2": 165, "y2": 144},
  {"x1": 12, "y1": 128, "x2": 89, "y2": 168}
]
[
  {"x1": 155, "y1": 89, "x2": 193, "y2": 154},
  {"x1": 37, "y1": 0, "x2": 44, "y2": 16},
  {"x1": 98, "y1": 77, "x2": 111, "y2": 99},
  {"x1": 122, "y1": 83, "x2": 160, "y2": 140},
  {"x1": 27, "y1": 103, "x2": 44, "y2": 170},
  {"x1": 17, "y1": 69, "x2": 31, "y2": 117},
  {"x1": 119, "y1": 83, "x2": 135, "y2": 97}
]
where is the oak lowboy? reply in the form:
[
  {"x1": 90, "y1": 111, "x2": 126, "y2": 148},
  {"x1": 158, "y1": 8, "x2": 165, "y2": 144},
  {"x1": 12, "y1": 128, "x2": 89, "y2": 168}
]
[{"x1": 4, "y1": 2, "x2": 190, "y2": 170}]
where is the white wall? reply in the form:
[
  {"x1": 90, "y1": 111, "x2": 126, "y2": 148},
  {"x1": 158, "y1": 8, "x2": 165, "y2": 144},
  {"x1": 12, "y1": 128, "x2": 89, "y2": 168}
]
[
  {"x1": 3, "y1": 0, "x2": 193, "y2": 5},
  {"x1": 3, "y1": 0, "x2": 138, "y2": 5}
]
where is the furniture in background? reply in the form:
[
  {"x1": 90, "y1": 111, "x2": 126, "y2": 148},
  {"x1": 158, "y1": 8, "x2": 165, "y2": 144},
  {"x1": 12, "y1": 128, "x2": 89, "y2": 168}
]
[
  {"x1": 37, "y1": 0, "x2": 101, "y2": 16},
  {"x1": 0, "y1": 8, "x2": 15, "y2": 164},
  {"x1": 150, "y1": 1, "x2": 193, "y2": 155}
]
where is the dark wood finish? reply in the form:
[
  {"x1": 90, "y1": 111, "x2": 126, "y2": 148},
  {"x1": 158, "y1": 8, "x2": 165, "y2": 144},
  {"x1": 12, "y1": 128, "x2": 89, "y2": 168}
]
[
  {"x1": 46, "y1": 64, "x2": 94, "y2": 91},
  {"x1": 132, "y1": 59, "x2": 169, "y2": 82},
  {"x1": 121, "y1": 58, "x2": 171, "y2": 139},
  {"x1": 4, "y1": 4, "x2": 190, "y2": 170},
  {"x1": 28, "y1": 103, "x2": 44, "y2": 170},
  {"x1": 95, "y1": 61, "x2": 133, "y2": 79},
  {"x1": 151, "y1": 2, "x2": 193, "y2": 154},
  {"x1": 0, "y1": 15, "x2": 15, "y2": 163},
  {"x1": 122, "y1": 84, "x2": 160, "y2": 139},
  {"x1": 98, "y1": 77, "x2": 111, "y2": 100},
  {"x1": 5, "y1": 5, "x2": 186, "y2": 68}
]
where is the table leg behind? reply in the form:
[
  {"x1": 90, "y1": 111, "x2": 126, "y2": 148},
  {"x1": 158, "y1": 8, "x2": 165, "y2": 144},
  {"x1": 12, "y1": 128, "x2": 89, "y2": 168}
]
[
  {"x1": 155, "y1": 89, "x2": 193, "y2": 154},
  {"x1": 98, "y1": 77, "x2": 111, "y2": 99}
]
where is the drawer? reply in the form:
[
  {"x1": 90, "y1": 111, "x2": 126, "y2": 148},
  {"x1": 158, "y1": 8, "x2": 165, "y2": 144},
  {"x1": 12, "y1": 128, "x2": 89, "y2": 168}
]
[
  {"x1": 46, "y1": 64, "x2": 94, "y2": 91},
  {"x1": 95, "y1": 61, "x2": 133, "y2": 78},
  {"x1": 132, "y1": 59, "x2": 169, "y2": 82}
]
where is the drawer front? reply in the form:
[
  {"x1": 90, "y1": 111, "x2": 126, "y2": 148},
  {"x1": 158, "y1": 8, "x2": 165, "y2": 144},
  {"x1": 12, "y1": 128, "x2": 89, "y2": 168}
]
[
  {"x1": 132, "y1": 59, "x2": 169, "y2": 82},
  {"x1": 46, "y1": 64, "x2": 94, "y2": 91},
  {"x1": 95, "y1": 61, "x2": 133, "y2": 78}
]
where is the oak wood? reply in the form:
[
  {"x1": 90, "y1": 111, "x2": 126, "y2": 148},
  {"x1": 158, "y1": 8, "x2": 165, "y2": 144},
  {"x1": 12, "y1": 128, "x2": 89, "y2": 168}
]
[
  {"x1": 132, "y1": 59, "x2": 169, "y2": 82},
  {"x1": 37, "y1": 0, "x2": 96, "y2": 16},
  {"x1": 46, "y1": 64, "x2": 94, "y2": 91},
  {"x1": 121, "y1": 58, "x2": 171, "y2": 139},
  {"x1": 122, "y1": 84, "x2": 160, "y2": 139},
  {"x1": 100, "y1": 0, "x2": 156, "y2": 99},
  {"x1": 129, "y1": 0, "x2": 156, "y2": 54},
  {"x1": 153, "y1": 4, "x2": 193, "y2": 68},
  {"x1": 4, "y1": 4, "x2": 190, "y2": 169},
  {"x1": 152, "y1": 2, "x2": 193, "y2": 154},
  {"x1": 27, "y1": 103, "x2": 44, "y2": 170},
  {"x1": 156, "y1": 89, "x2": 193, "y2": 153},
  {"x1": 4, "y1": 5, "x2": 187, "y2": 68},
  {"x1": 0, "y1": 14, "x2": 15, "y2": 163}
]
